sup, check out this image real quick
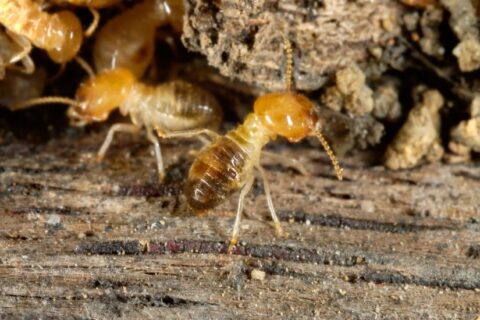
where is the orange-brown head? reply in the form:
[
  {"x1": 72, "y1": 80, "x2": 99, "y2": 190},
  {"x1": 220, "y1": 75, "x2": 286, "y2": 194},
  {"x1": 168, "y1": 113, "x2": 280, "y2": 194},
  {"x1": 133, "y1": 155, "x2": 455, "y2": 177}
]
[
  {"x1": 254, "y1": 92, "x2": 318, "y2": 142},
  {"x1": 68, "y1": 68, "x2": 135, "y2": 126},
  {"x1": 47, "y1": 11, "x2": 83, "y2": 63},
  {"x1": 254, "y1": 91, "x2": 343, "y2": 180}
]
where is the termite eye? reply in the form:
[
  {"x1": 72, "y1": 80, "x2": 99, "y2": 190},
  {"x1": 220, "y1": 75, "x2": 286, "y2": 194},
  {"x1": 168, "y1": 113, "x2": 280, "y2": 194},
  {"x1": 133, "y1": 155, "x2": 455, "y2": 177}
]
[{"x1": 254, "y1": 92, "x2": 318, "y2": 142}]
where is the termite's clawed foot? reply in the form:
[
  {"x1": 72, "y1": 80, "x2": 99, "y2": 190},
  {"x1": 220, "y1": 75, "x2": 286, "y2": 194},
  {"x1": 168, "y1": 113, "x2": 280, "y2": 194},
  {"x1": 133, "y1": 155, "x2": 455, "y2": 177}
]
[
  {"x1": 95, "y1": 153, "x2": 105, "y2": 163},
  {"x1": 274, "y1": 223, "x2": 288, "y2": 239},
  {"x1": 158, "y1": 171, "x2": 165, "y2": 182},
  {"x1": 227, "y1": 237, "x2": 238, "y2": 254}
]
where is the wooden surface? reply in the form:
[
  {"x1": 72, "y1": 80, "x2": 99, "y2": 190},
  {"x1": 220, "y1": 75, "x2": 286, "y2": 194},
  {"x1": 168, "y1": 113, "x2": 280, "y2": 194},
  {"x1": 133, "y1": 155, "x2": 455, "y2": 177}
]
[{"x1": 0, "y1": 126, "x2": 480, "y2": 319}]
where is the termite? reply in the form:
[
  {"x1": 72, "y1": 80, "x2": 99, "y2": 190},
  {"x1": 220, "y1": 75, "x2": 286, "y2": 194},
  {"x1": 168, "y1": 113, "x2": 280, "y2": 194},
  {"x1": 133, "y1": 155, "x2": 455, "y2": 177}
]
[
  {"x1": 14, "y1": 67, "x2": 222, "y2": 181},
  {"x1": 93, "y1": 0, "x2": 184, "y2": 78},
  {"x1": 184, "y1": 37, "x2": 343, "y2": 251},
  {"x1": 0, "y1": 0, "x2": 98, "y2": 65}
]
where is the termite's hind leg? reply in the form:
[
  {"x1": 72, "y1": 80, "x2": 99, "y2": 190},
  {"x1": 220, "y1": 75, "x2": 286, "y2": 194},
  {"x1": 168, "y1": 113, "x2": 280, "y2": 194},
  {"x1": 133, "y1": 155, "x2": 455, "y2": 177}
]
[
  {"x1": 146, "y1": 128, "x2": 165, "y2": 182},
  {"x1": 155, "y1": 128, "x2": 220, "y2": 141},
  {"x1": 97, "y1": 123, "x2": 141, "y2": 161},
  {"x1": 6, "y1": 31, "x2": 34, "y2": 74},
  {"x1": 157, "y1": 128, "x2": 219, "y2": 158},
  {"x1": 228, "y1": 174, "x2": 255, "y2": 253},
  {"x1": 256, "y1": 164, "x2": 285, "y2": 238},
  {"x1": 261, "y1": 150, "x2": 308, "y2": 176}
]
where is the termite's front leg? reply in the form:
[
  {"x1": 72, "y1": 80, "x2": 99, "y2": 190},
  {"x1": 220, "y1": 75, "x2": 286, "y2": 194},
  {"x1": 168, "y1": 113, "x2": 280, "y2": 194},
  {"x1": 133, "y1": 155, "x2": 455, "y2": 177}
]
[{"x1": 97, "y1": 123, "x2": 141, "y2": 161}]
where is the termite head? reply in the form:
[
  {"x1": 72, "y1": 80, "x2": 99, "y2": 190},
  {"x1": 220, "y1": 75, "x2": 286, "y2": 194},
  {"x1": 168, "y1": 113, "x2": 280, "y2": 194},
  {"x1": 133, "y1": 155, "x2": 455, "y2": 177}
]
[
  {"x1": 47, "y1": 11, "x2": 83, "y2": 63},
  {"x1": 254, "y1": 92, "x2": 318, "y2": 142},
  {"x1": 68, "y1": 68, "x2": 135, "y2": 126}
]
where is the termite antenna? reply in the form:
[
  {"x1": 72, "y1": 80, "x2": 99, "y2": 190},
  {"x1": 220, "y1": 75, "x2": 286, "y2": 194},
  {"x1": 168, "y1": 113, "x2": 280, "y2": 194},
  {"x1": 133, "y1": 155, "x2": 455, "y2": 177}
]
[
  {"x1": 283, "y1": 34, "x2": 293, "y2": 92},
  {"x1": 84, "y1": 8, "x2": 100, "y2": 38},
  {"x1": 12, "y1": 96, "x2": 79, "y2": 111},
  {"x1": 313, "y1": 129, "x2": 343, "y2": 180},
  {"x1": 74, "y1": 56, "x2": 95, "y2": 78}
]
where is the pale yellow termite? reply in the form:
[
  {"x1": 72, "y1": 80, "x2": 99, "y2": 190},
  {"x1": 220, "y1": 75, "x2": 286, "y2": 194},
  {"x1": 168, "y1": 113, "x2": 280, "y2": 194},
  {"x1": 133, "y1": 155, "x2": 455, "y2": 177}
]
[
  {"x1": 93, "y1": 0, "x2": 185, "y2": 78},
  {"x1": 15, "y1": 67, "x2": 223, "y2": 181},
  {"x1": 0, "y1": 0, "x2": 98, "y2": 65}
]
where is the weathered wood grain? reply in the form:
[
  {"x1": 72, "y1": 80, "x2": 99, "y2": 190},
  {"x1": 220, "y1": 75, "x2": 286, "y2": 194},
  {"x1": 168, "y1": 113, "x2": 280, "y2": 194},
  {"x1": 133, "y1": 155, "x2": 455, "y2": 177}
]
[{"x1": 0, "y1": 126, "x2": 479, "y2": 319}]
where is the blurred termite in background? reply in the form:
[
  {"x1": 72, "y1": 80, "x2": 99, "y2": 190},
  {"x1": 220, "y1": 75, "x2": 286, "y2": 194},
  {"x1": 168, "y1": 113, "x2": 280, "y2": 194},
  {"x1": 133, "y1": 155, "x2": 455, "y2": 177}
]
[
  {"x1": 93, "y1": 0, "x2": 184, "y2": 78},
  {"x1": 0, "y1": 0, "x2": 99, "y2": 66}
]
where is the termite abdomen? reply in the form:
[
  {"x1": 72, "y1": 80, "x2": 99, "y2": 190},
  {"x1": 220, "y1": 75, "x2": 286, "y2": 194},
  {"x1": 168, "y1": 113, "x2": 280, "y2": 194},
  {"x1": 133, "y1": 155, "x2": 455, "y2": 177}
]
[
  {"x1": 185, "y1": 136, "x2": 248, "y2": 212},
  {"x1": 163, "y1": 80, "x2": 223, "y2": 131}
]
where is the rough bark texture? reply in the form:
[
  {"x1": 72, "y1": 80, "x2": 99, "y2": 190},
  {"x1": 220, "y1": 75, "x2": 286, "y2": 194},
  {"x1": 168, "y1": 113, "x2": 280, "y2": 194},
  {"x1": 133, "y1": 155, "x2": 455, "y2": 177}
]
[
  {"x1": 182, "y1": 0, "x2": 406, "y2": 91},
  {"x1": 0, "y1": 127, "x2": 479, "y2": 319}
]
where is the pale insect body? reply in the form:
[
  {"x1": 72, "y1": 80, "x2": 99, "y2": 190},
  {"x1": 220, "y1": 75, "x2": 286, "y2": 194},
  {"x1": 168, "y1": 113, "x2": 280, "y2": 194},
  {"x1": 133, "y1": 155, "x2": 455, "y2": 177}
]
[
  {"x1": 0, "y1": 0, "x2": 83, "y2": 63},
  {"x1": 93, "y1": 0, "x2": 184, "y2": 78},
  {"x1": 184, "y1": 38, "x2": 343, "y2": 251},
  {"x1": 16, "y1": 67, "x2": 222, "y2": 180}
]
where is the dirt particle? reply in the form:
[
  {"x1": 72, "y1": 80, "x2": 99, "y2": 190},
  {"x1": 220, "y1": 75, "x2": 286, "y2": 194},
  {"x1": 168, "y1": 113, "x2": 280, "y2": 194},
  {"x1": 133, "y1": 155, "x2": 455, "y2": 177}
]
[
  {"x1": 322, "y1": 64, "x2": 374, "y2": 116},
  {"x1": 384, "y1": 87, "x2": 444, "y2": 169},
  {"x1": 250, "y1": 268, "x2": 266, "y2": 281}
]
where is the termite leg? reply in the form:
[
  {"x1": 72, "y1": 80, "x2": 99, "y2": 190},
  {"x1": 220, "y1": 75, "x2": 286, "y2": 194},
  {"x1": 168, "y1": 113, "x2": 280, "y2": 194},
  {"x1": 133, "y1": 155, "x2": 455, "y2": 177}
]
[
  {"x1": 228, "y1": 174, "x2": 255, "y2": 253},
  {"x1": 6, "y1": 55, "x2": 34, "y2": 75},
  {"x1": 97, "y1": 123, "x2": 141, "y2": 161},
  {"x1": 261, "y1": 150, "x2": 308, "y2": 175},
  {"x1": 155, "y1": 128, "x2": 220, "y2": 141},
  {"x1": 156, "y1": 128, "x2": 219, "y2": 158},
  {"x1": 84, "y1": 8, "x2": 100, "y2": 38},
  {"x1": 256, "y1": 164, "x2": 285, "y2": 238},
  {"x1": 6, "y1": 31, "x2": 34, "y2": 74},
  {"x1": 146, "y1": 128, "x2": 165, "y2": 182}
]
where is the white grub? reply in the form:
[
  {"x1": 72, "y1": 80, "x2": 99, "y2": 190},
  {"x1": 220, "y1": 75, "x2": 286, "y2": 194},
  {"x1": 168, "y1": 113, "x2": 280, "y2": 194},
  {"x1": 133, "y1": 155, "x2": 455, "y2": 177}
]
[
  {"x1": 322, "y1": 64, "x2": 374, "y2": 116},
  {"x1": 384, "y1": 87, "x2": 444, "y2": 169}
]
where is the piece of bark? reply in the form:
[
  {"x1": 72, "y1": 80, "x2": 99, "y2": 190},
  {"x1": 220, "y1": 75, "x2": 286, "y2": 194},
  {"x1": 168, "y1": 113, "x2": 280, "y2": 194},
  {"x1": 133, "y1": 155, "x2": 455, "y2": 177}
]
[
  {"x1": 0, "y1": 127, "x2": 479, "y2": 319},
  {"x1": 182, "y1": 0, "x2": 406, "y2": 91}
]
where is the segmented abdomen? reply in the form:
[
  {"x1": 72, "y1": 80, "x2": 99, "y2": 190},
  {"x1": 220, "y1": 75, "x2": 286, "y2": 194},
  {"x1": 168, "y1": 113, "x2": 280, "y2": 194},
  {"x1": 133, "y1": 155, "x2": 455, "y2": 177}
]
[
  {"x1": 124, "y1": 80, "x2": 222, "y2": 132},
  {"x1": 0, "y1": 0, "x2": 63, "y2": 50},
  {"x1": 184, "y1": 136, "x2": 250, "y2": 212},
  {"x1": 185, "y1": 114, "x2": 270, "y2": 213}
]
